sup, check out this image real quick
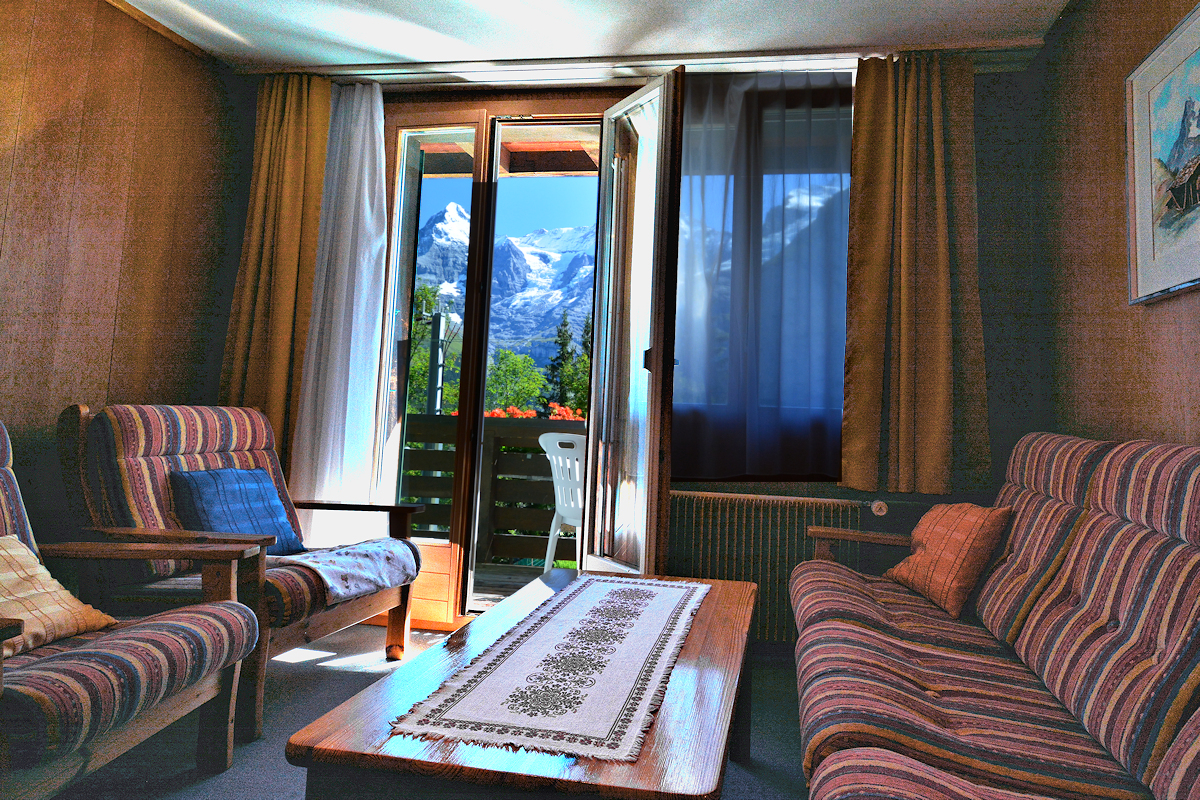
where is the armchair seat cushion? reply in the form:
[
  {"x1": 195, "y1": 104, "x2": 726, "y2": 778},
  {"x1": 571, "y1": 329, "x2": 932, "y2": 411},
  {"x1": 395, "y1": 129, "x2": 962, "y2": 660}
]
[{"x1": 1, "y1": 600, "x2": 258, "y2": 768}]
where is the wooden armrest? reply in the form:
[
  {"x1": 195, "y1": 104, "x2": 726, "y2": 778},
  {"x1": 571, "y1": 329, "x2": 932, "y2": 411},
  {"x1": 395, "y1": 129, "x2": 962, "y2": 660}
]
[
  {"x1": 292, "y1": 500, "x2": 424, "y2": 514},
  {"x1": 292, "y1": 501, "x2": 425, "y2": 540},
  {"x1": 0, "y1": 618, "x2": 22, "y2": 641},
  {"x1": 40, "y1": 541, "x2": 261, "y2": 561},
  {"x1": 809, "y1": 526, "x2": 912, "y2": 562},
  {"x1": 40, "y1": 543, "x2": 260, "y2": 604},
  {"x1": 809, "y1": 526, "x2": 912, "y2": 547},
  {"x1": 87, "y1": 526, "x2": 277, "y2": 548}
]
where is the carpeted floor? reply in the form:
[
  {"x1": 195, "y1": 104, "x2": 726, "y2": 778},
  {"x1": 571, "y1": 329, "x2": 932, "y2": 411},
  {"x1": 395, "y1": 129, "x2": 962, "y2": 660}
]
[{"x1": 53, "y1": 625, "x2": 807, "y2": 799}]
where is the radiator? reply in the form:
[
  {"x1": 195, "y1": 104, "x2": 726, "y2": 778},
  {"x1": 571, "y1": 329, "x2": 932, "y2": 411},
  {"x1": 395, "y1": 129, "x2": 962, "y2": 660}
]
[{"x1": 667, "y1": 491, "x2": 883, "y2": 642}]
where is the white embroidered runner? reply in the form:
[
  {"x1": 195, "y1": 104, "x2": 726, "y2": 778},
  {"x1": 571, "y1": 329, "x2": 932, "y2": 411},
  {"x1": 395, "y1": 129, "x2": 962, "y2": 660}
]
[{"x1": 390, "y1": 574, "x2": 710, "y2": 761}]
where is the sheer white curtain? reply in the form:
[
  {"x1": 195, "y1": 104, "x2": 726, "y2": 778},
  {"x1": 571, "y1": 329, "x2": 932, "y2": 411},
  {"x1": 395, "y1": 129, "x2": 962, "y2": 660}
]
[
  {"x1": 673, "y1": 72, "x2": 852, "y2": 479},
  {"x1": 290, "y1": 82, "x2": 388, "y2": 547}
]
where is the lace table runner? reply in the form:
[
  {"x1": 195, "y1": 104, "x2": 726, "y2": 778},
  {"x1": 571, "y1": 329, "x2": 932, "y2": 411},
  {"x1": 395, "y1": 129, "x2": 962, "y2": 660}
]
[{"x1": 390, "y1": 574, "x2": 709, "y2": 761}]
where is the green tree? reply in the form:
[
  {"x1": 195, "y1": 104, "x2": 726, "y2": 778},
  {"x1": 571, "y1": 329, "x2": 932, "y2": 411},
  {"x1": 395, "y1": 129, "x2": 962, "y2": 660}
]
[
  {"x1": 542, "y1": 311, "x2": 575, "y2": 410},
  {"x1": 485, "y1": 349, "x2": 547, "y2": 410}
]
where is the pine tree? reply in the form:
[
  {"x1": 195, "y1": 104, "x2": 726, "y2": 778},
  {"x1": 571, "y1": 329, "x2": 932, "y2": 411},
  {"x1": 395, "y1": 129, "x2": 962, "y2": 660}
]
[{"x1": 542, "y1": 311, "x2": 576, "y2": 411}]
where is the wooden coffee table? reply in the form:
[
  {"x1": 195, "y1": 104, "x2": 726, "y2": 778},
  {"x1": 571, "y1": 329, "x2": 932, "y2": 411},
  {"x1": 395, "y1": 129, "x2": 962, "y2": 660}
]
[{"x1": 286, "y1": 569, "x2": 757, "y2": 800}]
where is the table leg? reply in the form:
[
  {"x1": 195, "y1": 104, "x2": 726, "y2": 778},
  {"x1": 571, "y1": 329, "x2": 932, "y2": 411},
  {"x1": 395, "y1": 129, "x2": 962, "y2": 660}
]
[{"x1": 730, "y1": 647, "x2": 752, "y2": 764}]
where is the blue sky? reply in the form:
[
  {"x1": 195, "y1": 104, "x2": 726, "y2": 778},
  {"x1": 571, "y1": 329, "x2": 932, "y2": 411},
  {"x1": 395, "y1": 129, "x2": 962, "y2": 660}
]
[{"x1": 418, "y1": 175, "x2": 599, "y2": 240}]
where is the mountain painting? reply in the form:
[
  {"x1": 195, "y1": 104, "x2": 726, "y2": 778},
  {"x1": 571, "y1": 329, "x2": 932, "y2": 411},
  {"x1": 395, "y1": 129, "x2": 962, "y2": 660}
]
[{"x1": 1149, "y1": 44, "x2": 1200, "y2": 257}]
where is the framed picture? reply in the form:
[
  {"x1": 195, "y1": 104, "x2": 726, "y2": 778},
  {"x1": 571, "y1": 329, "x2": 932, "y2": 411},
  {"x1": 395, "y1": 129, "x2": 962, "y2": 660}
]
[{"x1": 1126, "y1": 3, "x2": 1200, "y2": 304}]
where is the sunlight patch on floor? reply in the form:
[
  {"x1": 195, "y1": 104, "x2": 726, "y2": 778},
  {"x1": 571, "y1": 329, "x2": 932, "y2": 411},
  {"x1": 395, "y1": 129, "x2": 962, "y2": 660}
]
[{"x1": 272, "y1": 647, "x2": 336, "y2": 663}]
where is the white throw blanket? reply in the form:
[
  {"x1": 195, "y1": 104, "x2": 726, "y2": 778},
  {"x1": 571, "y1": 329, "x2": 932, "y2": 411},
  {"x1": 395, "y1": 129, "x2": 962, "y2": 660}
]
[
  {"x1": 273, "y1": 537, "x2": 420, "y2": 604},
  {"x1": 390, "y1": 574, "x2": 709, "y2": 761}
]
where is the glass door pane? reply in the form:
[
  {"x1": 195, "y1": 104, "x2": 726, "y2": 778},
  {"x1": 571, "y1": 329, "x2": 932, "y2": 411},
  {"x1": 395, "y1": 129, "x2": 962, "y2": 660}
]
[
  {"x1": 379, "y1": 125, "x2": 477, "y2": 629},
  {"x1": 584, "y1": 69, "x2": 683, "y2": 574},
  {"x1": 470, "y1": 120, "x2": 600, "y2": 611}
]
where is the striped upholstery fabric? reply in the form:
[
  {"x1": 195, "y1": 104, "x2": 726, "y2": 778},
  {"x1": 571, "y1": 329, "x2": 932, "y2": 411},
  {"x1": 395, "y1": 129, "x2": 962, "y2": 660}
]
[
  {"x1": 84, "y1": 405, "x2": 301, "y2": 580},
  {"x1": 811, "y1": 748, "x2": 1070, "y2": 800},
  {"x1": 0, "y1": 600, "x2": 258, "y2": 768},
  {"x1": 975, "y1": 432, "x2": 1115, "y2": 644},
  {"x1": 263, "y1": 563, "x2": 327, "y2": 627},
  {"x1": 1015, "y1": 442, "x2": 1200, "y2": 790},
  {"x1": 91, "y1": 566, "x2": 328, "y2": 629},
  {"x1": 789, "y1": 560, "x2": 1010, "y2": 657},
  {"x1": 797, "y1": 619, "x2": 1150, "y2": 800},
  {"x1": 0, "y1": 421, "x2": 38, "y2": 557},
  {"x1": 1152, "y1": 709, "x2": 1200, "y2": 800}
]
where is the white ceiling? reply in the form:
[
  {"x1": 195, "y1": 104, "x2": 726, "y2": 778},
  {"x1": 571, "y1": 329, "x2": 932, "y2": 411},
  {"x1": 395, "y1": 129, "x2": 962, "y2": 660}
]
[{"x1": 121, "y1": 0, "x2": 1070, "y2": 80}]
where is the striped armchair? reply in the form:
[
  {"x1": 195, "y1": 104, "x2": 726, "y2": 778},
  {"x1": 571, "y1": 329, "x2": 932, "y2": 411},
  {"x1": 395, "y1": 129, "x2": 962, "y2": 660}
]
[
  {"x1": 59, "y1": 404, "x2": 423, "y2": 741},
  {"x1": 1, "y1": 420, "x2": 260, "y2": 800}
]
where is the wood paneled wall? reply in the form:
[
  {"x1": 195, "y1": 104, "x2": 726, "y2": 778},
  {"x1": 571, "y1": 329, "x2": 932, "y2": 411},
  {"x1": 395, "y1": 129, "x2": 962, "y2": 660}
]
[
  {"x1": 1036, "y1": 0, "x2": 1200, "y2": 443},
  {"x1": 0, "y1": 0, "x2": 255, "y2": 539}
]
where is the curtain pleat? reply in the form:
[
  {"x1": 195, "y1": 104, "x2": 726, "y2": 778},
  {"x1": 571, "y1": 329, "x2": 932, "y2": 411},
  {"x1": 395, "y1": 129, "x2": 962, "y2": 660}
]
[
  {"x1": 288, "y1": 82, "x2": 389, "y2": 547},
  {"x1": 220, "y1": 74, "x2": 332, "y2": 471},
  {"x1": 841, "y1": 53, "x2": 990, "y2": 494}
]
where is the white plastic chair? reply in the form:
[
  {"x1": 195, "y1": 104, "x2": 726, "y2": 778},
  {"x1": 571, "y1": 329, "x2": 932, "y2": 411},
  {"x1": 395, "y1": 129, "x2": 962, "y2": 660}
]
[{"x1": 538, "y1": 432, "x2": 586, "y2": 573}]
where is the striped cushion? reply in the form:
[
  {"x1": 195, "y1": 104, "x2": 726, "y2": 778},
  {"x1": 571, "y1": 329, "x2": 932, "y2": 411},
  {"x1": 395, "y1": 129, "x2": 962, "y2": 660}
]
[
  {"x1": 264, "y1": 563, "x2": 327, "y2": 627},
  {"x1": 884, "y1": 503, "x2": 1013, "y2": 618},
  {"x1": 84, "y1": 405, "x2": 302, "y2": 580},
  {"x1": 974, "y1": 433, "x2": 1114, "y2": 644},
  {"x1": 797, "y1": 620, "x2": 1149, "y2": 800},
  {"x1": 976, "y1": 489, "x2": 1089, "y2": 644},
  {"x1": 1085, "y1": 440, "x2": 1200, "y2": 545},
  {"x1": 811, "y1": 748, "x2": 1071, "y2": 800},
  {"x1": 789, "y1": 560, "x2": 1009, "y2": 657},
  {"x1": 1016, "y1": 512, "x2": 1200, "y2": 788},
  {"x1": 0, "y1": 421, "x2": 38, "y2": 556},
  {"x1": 90, "y1": 563, "x2": 328, "y2": 628},
  {"x1": 1152, "y1": 708, "x2": 1200, "y2": 800},
  {"x1": 0, "y1": 600, "x2": 258, "y2": 768}
]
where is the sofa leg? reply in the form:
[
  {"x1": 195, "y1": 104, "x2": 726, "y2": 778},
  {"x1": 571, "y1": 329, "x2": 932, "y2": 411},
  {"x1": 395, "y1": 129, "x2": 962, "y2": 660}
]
[
  {"x1": 385, "y1": 585, "x2": 412, "y2": 661},
  {"x1": 197, "y1": 662, "x2": 240, "y2": 773},
  {"x1": 235, "y1": 630, "x2": 269, "y2": 742}
]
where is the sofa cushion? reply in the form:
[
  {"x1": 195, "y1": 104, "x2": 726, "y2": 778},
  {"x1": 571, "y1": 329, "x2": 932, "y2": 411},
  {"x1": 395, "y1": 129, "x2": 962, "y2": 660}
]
[
  {"x1": 789, "y1": 560, "x2": 1009, "y2": 656},
  {"x1": 797, "y1": 619, "x2": 1150, "y2": 800},
  {"x1": 0, "y1": 534, "x2": 117, "y2": 657},
  {"x1": 974, "y1": 432, "x2": 1114, "y2": 644},
  {"x1": 1016, "y1": 512, "x2": 1200, "y2": 789},
  {"x1": 0, "y1": 600, "x2": 258, "y2": 768},
  {"x1": 1151, "y1": 708, "x2": 1200, "y2": 800},
  {"x1": 884, "y1": 503, "x2": 1012, "y2": 618},
  {"x1": 170, "y1": 467, "x2": 304, "y2": 555},
  {"x1": 1085, "y1": 440, "x2": 1200, "y2": 545},
  {"x1": 810, "y1": 748, "x2": 1072, "y2": 800}
]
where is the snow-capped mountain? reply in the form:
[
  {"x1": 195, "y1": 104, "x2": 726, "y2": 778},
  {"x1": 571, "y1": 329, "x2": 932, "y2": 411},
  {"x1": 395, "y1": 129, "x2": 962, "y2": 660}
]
[{"x1": 413, "y1": 203, "x2": 596, "y2": 367}]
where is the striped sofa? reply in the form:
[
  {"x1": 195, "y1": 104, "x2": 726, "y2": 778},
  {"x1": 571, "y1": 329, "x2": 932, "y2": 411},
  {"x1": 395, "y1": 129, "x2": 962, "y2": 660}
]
[
  {"x1": 0, "y1": 420, "x2": 259, "y2": 800},
  {"x1": 790, "y1": 432, "x2": 1200, "y2": 800}
]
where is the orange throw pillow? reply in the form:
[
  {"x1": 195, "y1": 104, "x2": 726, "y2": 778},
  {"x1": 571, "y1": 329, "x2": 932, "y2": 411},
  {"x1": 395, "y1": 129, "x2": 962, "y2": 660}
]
[{"x1": 885, "y1": 503, "x2": 1012, "y2": 618}]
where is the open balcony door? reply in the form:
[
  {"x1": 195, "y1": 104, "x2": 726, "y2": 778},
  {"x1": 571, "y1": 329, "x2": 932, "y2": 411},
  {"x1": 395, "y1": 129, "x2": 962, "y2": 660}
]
[{"x1": 582, "y1": 69, "x2": 684, "y2": 575}]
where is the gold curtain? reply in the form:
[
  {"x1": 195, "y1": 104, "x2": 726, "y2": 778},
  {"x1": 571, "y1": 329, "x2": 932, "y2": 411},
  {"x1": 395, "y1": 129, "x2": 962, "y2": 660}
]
[
  {"x1": 220, "y1": 74, "x2": 332, "y2": 470},
  {"x1": 841, "y1": 53, "x2": 990, "y2": 495}
]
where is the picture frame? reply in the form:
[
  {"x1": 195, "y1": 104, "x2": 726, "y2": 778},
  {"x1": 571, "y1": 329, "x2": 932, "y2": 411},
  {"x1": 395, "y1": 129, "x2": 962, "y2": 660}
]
[{"x1": 1126, "y1": 3, "x2": 1200, "y2": 304}]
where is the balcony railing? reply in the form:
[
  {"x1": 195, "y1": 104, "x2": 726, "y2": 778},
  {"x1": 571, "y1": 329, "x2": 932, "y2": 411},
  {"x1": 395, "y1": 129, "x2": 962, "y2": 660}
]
[{"x1": 400, "y1": 414, "x2": 586, "y2": 565}]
